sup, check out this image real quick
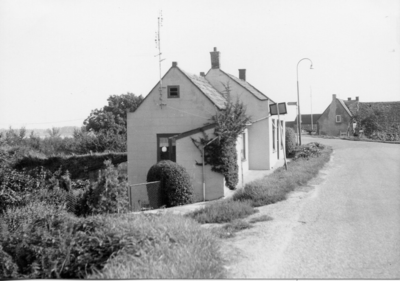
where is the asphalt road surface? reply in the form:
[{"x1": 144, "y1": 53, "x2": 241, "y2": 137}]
[{"x1": 221, "y1": 136, "x2": 400, "y2": 279}]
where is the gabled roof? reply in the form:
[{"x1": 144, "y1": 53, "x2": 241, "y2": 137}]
[
  {"x1": 180, "y1": 69, "x2": 226, "y2": 110},
  {"x1": 337, "y1": 99, "x2": 354, "y2": 117},
  {"x1": 219, "y1": 69, "x2": 274, "y2": 102},
  {"x1": 344, "y1": 100, "x2": 359, "y2": 116}
]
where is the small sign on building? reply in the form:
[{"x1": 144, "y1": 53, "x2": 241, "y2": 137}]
[{"x1": 269, "y1": 102, "x2": 288, "y2": 115}]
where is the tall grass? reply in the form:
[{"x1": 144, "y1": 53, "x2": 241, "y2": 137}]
[
  {"x1": 233, "y1": 146, "x2": 332, "y2": 206},
  {"x1": 88, "y1": 213, "x2": 226, "y2": 279}
]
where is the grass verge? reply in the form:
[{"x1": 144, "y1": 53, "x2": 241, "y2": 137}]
[
  {"x1": 233, "y1": 145, "x2": 332, "y2": 207},
  {"x1": 186, "y1": 199, "x2": 257, "y2": 224},
  {"x1": 249, "y1": 215, "x2": 273, "y2": 224}
]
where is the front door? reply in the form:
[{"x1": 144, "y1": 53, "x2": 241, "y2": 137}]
[{"x1": 157, "y1": 134, "x2": 177, "y2": 162}]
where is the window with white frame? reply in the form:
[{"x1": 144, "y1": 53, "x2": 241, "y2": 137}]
[{"x1": 336, "y1": 115, "x2": 342, "y2": 123}]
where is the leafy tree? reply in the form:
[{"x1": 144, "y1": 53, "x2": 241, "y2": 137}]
[
  {"x1": 81, "y1": 93, "x2": 143, "y2": 152},
  {"x1": 84, "y1": 93, "x2": 143, "y2": 135}
]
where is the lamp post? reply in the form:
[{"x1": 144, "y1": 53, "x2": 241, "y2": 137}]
[{"x1": 296, "y1": 58, "x2": 313, "y2": 145}]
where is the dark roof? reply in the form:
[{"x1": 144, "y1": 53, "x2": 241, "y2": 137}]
[
  {"x1": 344, "y1": 100, "x2": 359, "y2": 116},
  {"x1": 342, "y1": 100, "x2": 400, "y2": 118},
  {"x1": 358, "y1": 101, "x2": 400, "y2": 117},
  {"x1": 180, "y1": 69, "x2": 227, "y2": 110},
  {"x1": 294, "y1": 114, "x2": 322, "y2": 124},
  {"x1": 219, "y1": 70, "x2": 274, "y2": 102},
  {"x1": 337, "y1": 99, "x2": 354, "y2": 117}
]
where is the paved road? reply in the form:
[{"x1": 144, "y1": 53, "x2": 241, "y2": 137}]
[{"x1": 222, "y1": 137, "x2": 400, "y2": 278}]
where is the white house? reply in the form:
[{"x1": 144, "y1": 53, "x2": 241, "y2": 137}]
[{"x1": 127, "y1": 48, "x2": 285, "y2": 210}]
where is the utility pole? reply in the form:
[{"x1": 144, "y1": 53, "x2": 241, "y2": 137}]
[
  {"x1": 155, "y1": 11, "x2": 166, "y2": 108},
  {"x1": 310, "y1": 86, "x2": 313, "y2": 131}
]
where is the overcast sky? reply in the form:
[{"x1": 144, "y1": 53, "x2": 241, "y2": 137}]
[{"x1": 0, "y1": 0, "x2": 399, "y2": 129}]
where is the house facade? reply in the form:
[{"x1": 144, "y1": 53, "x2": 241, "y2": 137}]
[
  {"x1": 127, "y1": 48, "x2": 285, "y2": 210},
  {"x1": 317, "y1": 94, "x2": 400, "y2": 138}
]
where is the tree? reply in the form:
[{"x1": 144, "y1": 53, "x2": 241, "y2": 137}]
[
  {"x1": 84, "y1": 93, "x2": 143, "y2": 134},
  {"x1": 80, "y1": 93, "x2": 143, "y2": 152}
]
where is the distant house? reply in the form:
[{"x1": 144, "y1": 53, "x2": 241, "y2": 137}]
[
  {"x1": 287, "y1": 114, "x2": 322, "y2": 133},
  {"x1": 317, "y1": 94, "x2": 400, "y2": 137},
  {"x1": 286, "y1": 114, "x2": 322, "y2": 134},
  {"x1": 127, "y1": 48, "x2": 286, "y2": 210}
]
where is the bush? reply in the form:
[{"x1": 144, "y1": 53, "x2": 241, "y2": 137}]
[
  {"x1": 147, "y1": 160, "x2": 193, "y2": 207},
  {"x1": 285, "y1": 127, "x2": 297, "y2": 157},
  {"x1": 187, "y1": 199, "x2": 257, "y2": 224},
  {"x1": 293, "y1": 142, "x2": 325, "y2": 160},
  {"x1": 75, "y1": 160, "x2": 129, "y2": 216}
]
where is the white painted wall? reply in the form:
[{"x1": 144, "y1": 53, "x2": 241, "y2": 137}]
[
  {"x1": 176, "y1": 128, "x2": 224, "y2": 202},
  {"x1": 127, "y1": 66, "x2": 219, "y2": 188}
]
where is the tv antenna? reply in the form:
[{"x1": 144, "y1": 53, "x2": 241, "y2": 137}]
[{"x1": 155, "y1": 11, "x2": 166, "y2": 108}]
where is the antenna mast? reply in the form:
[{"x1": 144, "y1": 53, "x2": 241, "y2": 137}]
[{"x1": 155, "y1": 11, "x2": 166, "y2": 108}]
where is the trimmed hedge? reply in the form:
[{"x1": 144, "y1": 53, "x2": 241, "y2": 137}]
[
  {"x1": 13, "y1": 152, "x2": 127, "y2": 180},
  {"x1": 147, "y1": 160, "x2": 193, "y2": 207}
]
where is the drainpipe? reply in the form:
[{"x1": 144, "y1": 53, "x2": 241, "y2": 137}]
[{"x1": 202, "y1": 137, "x2": 219, "y2": 202}]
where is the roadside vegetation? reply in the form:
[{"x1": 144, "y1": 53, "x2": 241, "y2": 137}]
[{"x1": 188, "y1": 141, "x2": 332, "y2": 225}]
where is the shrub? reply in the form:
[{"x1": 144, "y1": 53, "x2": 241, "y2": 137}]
[
  {"x1": 285, "y1": 127, "x2": 297, "y2": 157},
  {"x1": 147, "y1": 160, "x2": 193, "y2": 207},
  {"x1": 75, "y1": 160, "x2": 129, "y2": 216},
  {"x1": 187, "y1": 199, "x2": 257, "y2": 224},
  {"x1": 293, "y1": 142, "x2": 325, "y2": 160}
]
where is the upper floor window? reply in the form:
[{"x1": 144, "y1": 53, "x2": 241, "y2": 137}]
[
  {"x1": 336, "y1": 115, "x2": 342, "y2": 123},
  {"x1": 168, "y1": 86, "x2": 180, "y2": 98}
]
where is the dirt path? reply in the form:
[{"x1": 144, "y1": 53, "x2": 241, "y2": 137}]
[{"x1": 220, "y1": 137, "x2": 400, "y2": 278}]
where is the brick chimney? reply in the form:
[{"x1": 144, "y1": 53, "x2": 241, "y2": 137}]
[
  {"x1": 210, "y1": 47, "x2": 220, "y2": 69},
  {"x1": 333, "y1": 94, "x2": 337, "y2": 100},
  {"x1": 172, "y1": 62, "x2": 178, "y2": 67},
  {"x1": 239, "y1": 69, "x2": 246, "y2": 81},
  {"x1": 356, "y1": 96, "x2": 359, "y2": 101},
  {"x1": 200, "y1": 72, "x2": 205, "y2": 77},
  {"x1": 348, "y1": 98, "x2": 351, "y2": 101}
]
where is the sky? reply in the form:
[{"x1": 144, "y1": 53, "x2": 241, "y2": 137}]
[{"x1": 0, "y1": 0, "x2": 399, "y2": 129}]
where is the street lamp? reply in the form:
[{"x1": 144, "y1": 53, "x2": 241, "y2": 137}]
[{"x1": 296, "y1": 58, "x2": 313, "y2": 145}]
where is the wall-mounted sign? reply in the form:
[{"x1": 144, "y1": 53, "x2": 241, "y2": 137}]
[{"x1": 269, "y1": 102, "x2": 287, "y2": 115}]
